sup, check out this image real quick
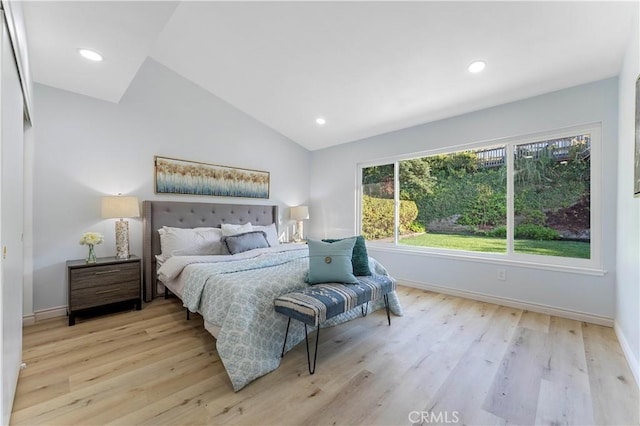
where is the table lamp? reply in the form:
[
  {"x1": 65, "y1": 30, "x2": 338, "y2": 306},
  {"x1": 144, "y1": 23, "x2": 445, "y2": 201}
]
[
  {"x1": 290, "y1": 205, "x2": 309, "y2": 242},
  {"x1": 101, "y1": 195, "x2": 140, "y2": 259}
]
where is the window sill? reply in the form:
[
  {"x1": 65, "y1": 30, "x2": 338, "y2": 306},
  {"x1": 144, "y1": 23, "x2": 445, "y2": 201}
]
[{"x1": 366, "y1": 243, "x2": 606, "y2": 277}]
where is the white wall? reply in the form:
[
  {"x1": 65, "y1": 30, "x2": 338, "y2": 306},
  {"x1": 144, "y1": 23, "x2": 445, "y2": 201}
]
[
  {"x1": 615, "y1": 4, "x2": 639, "y2": 386},
  {"x1": 31, "y1": 58, "x2": 310, "y2": 313},
  {"x1": 309, "y1": 78, "x2": 618, "y2": 321}
]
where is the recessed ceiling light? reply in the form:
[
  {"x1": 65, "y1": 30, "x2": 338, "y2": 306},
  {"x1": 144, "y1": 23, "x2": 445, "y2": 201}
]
[
  {"x1": 78, "y1": 48, "x2": 103, "y2": 62},
  {"x1": 468, "y1": 60, "x2": 486, "y2": 73},
  {"x1": 315, "y1": 117, "x2": 326, "y2": 126}
]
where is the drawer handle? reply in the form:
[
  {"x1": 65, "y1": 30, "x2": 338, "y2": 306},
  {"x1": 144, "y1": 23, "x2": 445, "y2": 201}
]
[
  {"x1": 95, "y1": 288, "x2": 120, "y2": 295},
  {"x1": 94, "y1": 269, "x2": 121, "y2": 275}
]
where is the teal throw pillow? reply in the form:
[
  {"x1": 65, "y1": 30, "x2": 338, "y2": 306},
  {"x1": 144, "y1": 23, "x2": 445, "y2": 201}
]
[
  {"x1": 322, "y1": 235, "x2": 372, "y2": 276},
  {"x1": 307, "y1": 238, "x2": 358, "y2": 284}
]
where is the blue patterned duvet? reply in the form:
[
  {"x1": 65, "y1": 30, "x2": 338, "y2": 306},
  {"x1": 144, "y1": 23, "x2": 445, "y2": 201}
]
[{"x1": 177, "y1": 246, "x2": 402, "y2": 391}]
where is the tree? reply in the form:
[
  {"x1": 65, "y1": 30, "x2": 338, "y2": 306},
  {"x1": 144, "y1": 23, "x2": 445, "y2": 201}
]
[
  {"x1": 363, "y1": 160, "x2": 436, "y2": 201},
  {"x1": 425, "y1": 151, "x2": 478, "y2": 178},
  {"x1": 362, "y1": 164, "x2": 394, "y2": 198},
  {"x1": 399, "y1": 158, "x2": 435, "y2": 200}
]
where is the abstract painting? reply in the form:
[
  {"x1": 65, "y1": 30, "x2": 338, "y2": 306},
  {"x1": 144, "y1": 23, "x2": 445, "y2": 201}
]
[{"x1": 155, "y1": 156, "x2": 269, "y2": 199}]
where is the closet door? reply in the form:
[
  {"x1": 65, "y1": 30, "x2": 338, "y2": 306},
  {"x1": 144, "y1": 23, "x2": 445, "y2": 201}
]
[{"x1": 0, "y1": 11, "x2": 25, "y2": 425}]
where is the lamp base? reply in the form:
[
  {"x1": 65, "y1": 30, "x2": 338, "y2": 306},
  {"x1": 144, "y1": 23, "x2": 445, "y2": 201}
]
[
  {"x1": 115, "y1": 219, "x2": 130, "y2": 259},
  {"x1": 292, "y1": 220, "x2": 304, "y2": 242}
]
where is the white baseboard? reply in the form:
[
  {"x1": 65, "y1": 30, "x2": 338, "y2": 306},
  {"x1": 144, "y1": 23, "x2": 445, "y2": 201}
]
[
  {"x1": 614, "y1": 321, "x2": 640, "y2": 390},
  {"x1": 399, "y1": 279, "x2": 614, "y2": 327},
  {"x1": 23, "y1": 306, "x2": 67, "y2": 326}
]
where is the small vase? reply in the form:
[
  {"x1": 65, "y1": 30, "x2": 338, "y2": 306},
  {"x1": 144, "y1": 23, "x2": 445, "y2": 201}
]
[{"x1": 86, "y1": 244, "x2": 97, "y2": 263}]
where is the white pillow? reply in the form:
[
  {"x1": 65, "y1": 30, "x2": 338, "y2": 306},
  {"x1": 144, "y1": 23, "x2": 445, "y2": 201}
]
[
  {"x1": 252, "y1": 223, "x2": 280, "y2": 247},
  {"x1": 221, "y1": 222, "x2": 253, "y2": 236},
  {"x1": 159, "y1": 226, "x2": 224, "y2": 259}
]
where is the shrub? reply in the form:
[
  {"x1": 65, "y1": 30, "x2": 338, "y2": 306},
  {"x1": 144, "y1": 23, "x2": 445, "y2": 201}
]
[
  {"x1": 399, "y1": 200, "x2": 419, "y2": 235},
  {"x1": 362, "y1": 195, "x2": 418, "y2": 240},
  {"x1": 518, "y1": 209, "x2": 546, "y2": 226},
  {"x1": 457, "y1": 183, "x2": 506, "y2": 227},
  {"x1": 486, "y1": 224, "x2": 560, "y2": 240},
  {"x1": 419, "y1": 166, "x2": 506, "y2": 226},
  {"x1": 487, "y1": 226, "x2": 506, "y2": 238},
  {"x1": 515, "y1": 224, "x2": 560, "y2": 240},
  {"x1": 408, "y1": 221, "x2": 426, "y2": 233}
]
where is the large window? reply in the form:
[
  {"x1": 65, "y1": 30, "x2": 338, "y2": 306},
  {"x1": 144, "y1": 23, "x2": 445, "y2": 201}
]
[{"x1": 359, "y1": 124, "x2": 600, "y2": 268}]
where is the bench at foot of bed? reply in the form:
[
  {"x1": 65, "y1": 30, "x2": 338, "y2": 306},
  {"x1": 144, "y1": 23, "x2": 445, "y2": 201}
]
[{"x1": 274, "y1": 274, "x2": 396, "y2": 374}]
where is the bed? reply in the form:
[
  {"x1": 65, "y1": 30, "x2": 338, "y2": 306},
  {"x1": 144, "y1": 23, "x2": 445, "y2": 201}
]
[{"x1": 142, "y1": 200, "x2": 402, "y2": 391}]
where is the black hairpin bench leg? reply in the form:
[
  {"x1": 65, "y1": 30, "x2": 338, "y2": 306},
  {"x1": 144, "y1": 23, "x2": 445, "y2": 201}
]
[
  {"x1": 280, "y1": 318, "x2": 320, "y2": 374},
  {"x1": 281, "y1": 317, "x2": 292, "y2": 358},
  {"x1": 305, "y1": 323, "x2": 320, "y2": 375},
  {"x1": 361, "y1": 302, "x2": 369, "y2": 317},
  {"x1": 384, "y1": 293, "x2": 391, "y2": 326}
]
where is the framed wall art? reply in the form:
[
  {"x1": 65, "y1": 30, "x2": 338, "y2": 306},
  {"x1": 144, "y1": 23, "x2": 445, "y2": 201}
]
[{"x1": 155, "y1": 156, "x2": 270, "y2": 199}]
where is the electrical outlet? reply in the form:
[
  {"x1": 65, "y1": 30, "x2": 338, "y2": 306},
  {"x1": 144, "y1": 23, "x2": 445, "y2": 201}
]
[{"x1": 497, "y1": 269, "x2": 507, "y2": 281}]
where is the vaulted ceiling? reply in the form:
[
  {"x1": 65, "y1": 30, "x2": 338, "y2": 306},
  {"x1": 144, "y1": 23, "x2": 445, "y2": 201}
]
[{"x1": 23, "y1": 1, "x2": 636, "y2": 151}]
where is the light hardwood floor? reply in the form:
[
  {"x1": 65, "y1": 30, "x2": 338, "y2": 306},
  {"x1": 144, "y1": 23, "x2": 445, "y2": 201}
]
[{"x1": 11, "y1": 286, "x2": 640, "y2": 425}]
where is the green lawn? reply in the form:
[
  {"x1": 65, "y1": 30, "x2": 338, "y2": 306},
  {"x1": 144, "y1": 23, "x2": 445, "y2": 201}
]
[{"x1": 399, "y1": 233, "x2": 590, "y2": 259}]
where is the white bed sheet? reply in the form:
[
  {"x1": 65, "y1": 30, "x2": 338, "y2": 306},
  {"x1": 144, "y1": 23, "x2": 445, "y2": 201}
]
[{"x1": 161, "y1": 274, "x2": 186, "y2": 300}]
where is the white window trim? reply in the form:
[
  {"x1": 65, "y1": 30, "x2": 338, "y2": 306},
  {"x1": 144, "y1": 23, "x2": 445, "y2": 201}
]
[{"x1": 357, "y1": 122, "x2": 604, "y2": 275}]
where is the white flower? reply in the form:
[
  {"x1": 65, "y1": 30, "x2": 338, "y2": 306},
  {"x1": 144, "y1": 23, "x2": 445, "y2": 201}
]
[{"x1": 79, "y1": 232, "x2": 104, "y2": 246}]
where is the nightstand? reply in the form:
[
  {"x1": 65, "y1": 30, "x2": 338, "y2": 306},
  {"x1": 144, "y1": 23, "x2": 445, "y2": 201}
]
[{"x1": 67, "y1": 255, "x2": 142, "y2": 326}]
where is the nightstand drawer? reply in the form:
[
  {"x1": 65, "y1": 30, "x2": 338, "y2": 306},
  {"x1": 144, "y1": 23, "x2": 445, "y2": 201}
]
[
  {"x1": 70, "y1": 262, "x2": 140, "y2": 290},
  {"x1": 70, "y1": 280, "x2": 140, "y2": 310}
]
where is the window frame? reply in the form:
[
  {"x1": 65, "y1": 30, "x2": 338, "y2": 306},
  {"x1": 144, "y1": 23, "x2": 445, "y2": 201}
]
[{"x1": 356, "y1": 123, "x2": 604, "y2": 275}]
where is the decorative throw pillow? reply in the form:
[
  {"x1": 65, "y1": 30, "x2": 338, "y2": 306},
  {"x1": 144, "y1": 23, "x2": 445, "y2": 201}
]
[
  {"x1": 223, "y1": 230, "x2": 270, "y2": 255},
  {"x1": 252, "y1": 223, "x2": 280, "y2": 247},
  {"x1": 322, "y1": 235, "x2": 372, "y2": 276},
  {"x1": 221, "y1": 222, "x2": 253, "y2": 237},
  {"x1": 307, "y1": 238, "x2": 358, "y2": 284}
]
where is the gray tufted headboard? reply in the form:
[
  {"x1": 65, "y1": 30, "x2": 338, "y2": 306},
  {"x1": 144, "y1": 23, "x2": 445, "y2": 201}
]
[{"x1": 142, "y1": 200, "x2": 278, "y2": 301}]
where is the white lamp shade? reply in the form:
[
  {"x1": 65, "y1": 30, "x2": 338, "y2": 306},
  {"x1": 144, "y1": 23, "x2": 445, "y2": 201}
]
[
  {"x1": 101, "y1": 196, "x2": 140, "y2": 219},
  {"x1": 290, "y1": 205, "x2": 309, "y2": 221}
]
